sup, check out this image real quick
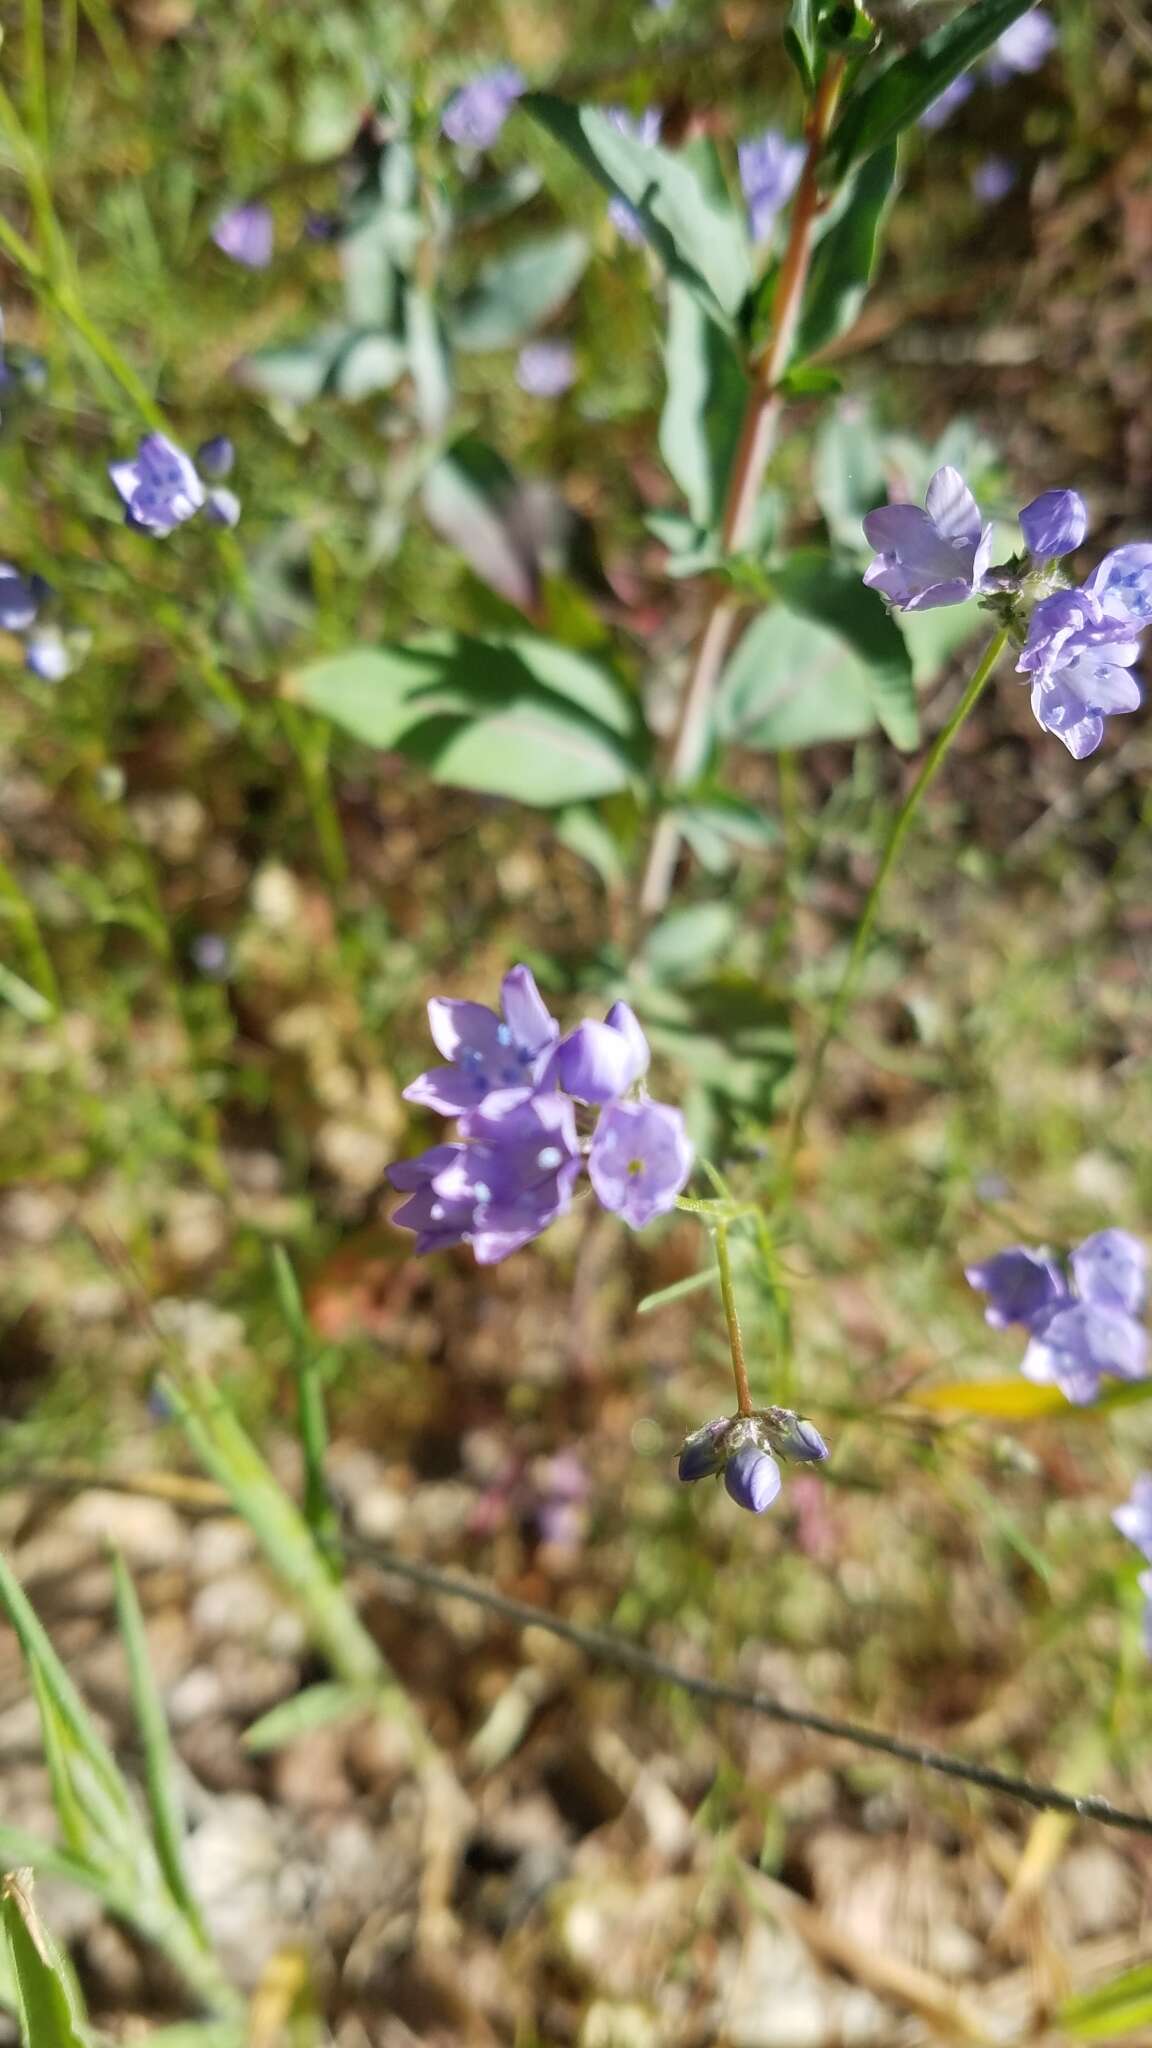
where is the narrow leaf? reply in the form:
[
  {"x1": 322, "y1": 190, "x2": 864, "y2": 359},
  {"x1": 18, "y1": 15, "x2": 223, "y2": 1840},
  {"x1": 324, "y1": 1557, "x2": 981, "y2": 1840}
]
[
  {"x1": 793, "y1": 143, "x2": 898, "y2": 363},
  {"x1": 1062, "y1": 1963, "x2": 1152, "y2": 2039},
  {"x1": 830, "y1": 0, "x2": 1033, "y2": 175},
  {"x1": 111, "y1": 1554, "x2": 203, "y2": 1932},
  {"x1": 0, "y1": 1553, "x2": 129, "y2": 1834},
  {"x1": 450, "y1": 231, "x2": 588, "y2": 351},
  {"x1": 244, "y1": 1682, "x2": 382, "y2": 1754},
  {"x1": 1, "y1": 1874, "x2": 89, "y2": 2048},
  {"x1": 659, "y1": 282, "x2": 749, "y2": 528}
]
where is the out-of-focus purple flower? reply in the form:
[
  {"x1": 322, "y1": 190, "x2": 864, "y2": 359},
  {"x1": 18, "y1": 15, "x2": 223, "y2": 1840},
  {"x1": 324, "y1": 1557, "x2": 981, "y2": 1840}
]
[
  {"x1": 24, "y1": 626, "x2": 71, "y2": 681},
  {"x1": 516, "y1": 340, "x2": 576, "y2": 398},
  {"x1": 304, "y1": 211, "x2": 343, "y2": 243},
  {"x1": 389, "y1": 1143, "x2": 482, "y2": 1257},
  {"x1": 984, "y1": 8, "x2": 1057, "y2": 83},
  {"x1": 1019, "y1": 488, "x2": 1087, "y2": 560},
  {"x1": 970, "y1": 1226, "x2": 1148, "y2": 1405},
  {"x1": 441, "y1": 67, "x2": 524, "y2": 150},
  {"x1": 196, "y1": 435, "x2": 234, "y2": 480},
  {"x1": 109, "y1": 434, "x2": 206, "y2": 537},
  {"x1": 737, "y1": 129, "x2": 805, "y2": 241},
  {"x1": 588, "y1": 1098, "x2": 693, "y2": 1228},
  {"x1": 404, "y1": 963, "x2": 559, "y2": 1116},
  {"x1": 724, "y1": 1445, "x2": 782, "y2": 1514},
  {"x1": 965, "y1": 1246, "x2": 1067, "y2": 1330},
  {"x1": 1022, "y1": 1301, "x2": 1149, "y2": 1405},
  {"x1": 863, "y1": 466, "x2": 994, "y2": 611},
  {"x1": 609, "y1": 196, "x2": 647, "y2": 245},
  {"x1": 971, "y1": 156, "x2": 1017, "y2": 205},
  {"x1": 1113, "y1": 1473, "x2": 1152, "y2": 1560},
  {"x1": 1017, "y1": 587, "x2": 1142, "y2": 759},
  {"x1": 0, "y1": 563, "x2": 43, "y2": 632},
  {"x1": 919, "y1": 73, "x2": 975, "y2": 131},
  {"x1": 204, "y1": 486, "x2": 241, "y2": 529},
  {"x1": 554, "y1": 1000, "x2": 649, "y2": 1105},
  {"x1": 534, "y1": 1450, "x2": 590, "y2": 1548},
  {"x1": 1072, "y1": 1229, "x2": 1147, "y2": 1317},
  {"x1": 191, "y1": 932, "x2": 231, "y2": 978},
  {"x1": 212, "y1": 203, "x2": 274, "y2": 270},
  {"x1": 1085, "y1": 544, "x2": 1152, "y2": 630}
]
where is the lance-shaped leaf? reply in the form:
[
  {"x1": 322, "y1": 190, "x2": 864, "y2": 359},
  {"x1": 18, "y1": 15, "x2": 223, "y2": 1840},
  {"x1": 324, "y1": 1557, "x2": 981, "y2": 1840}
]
[
  {"x1": 449, "y1": 230, "x2": 588, "y2": 350},
  {"x1": 522, "y1": 96, "x2": 751, "y2": 327},
  {"x1": 829, "y1": 0, "x2": 1034, "y2": 176},
  {"x1": 660, "y1": 282, "x2": 749, "y2": 528},
  {"x1": 1, "y1": 1874, "x2": 89, "y2": 2048},
  {"x1": 792, "y1": 142, "x2": 898, "y2": 364}
]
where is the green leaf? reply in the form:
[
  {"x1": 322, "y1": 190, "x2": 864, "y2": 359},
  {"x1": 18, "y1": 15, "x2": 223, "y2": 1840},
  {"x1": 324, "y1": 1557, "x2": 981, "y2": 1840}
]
[
  {"x1": 238, "y1": 330, "x2": 350, "y2": 406},
  {"x1": 404, "y1": 699, "x2": 639, "y2": 806},
  {"x1": 778, "y1": 364, "x2": 843, "y2": 398},
  {"x1": 329, "y1": 330, "x2": 407, "y2": 400},
  {"x1": 404, "y1": 284, "x2": 453, "y2": 434},
  {"x1": 554, "y1": 805, "x2": 628, "y2": 886},
  {"x1": 450, "y1": 231, "x2": 589, "y2": 351},
  {"x1": 0, "y1": 1554, "x2": 131, "y2": 1846},
  {"x1": 813, "y1": 400, "x2": 888, "y2": 548},
  {"x1": 830, "y1": 0, "x2": 1033, "y2": 176},
  {"x1": 422, "y1": 437, "x2": 538, "y2": 610},
  {"x1": 1, "y1": 1874, "x2": 89, "y2": 2048},
  {"x1": 244, "y1": 1682, "x2": 383, "y2": 1754},
  {"x1": 111, "y1": 1555, "x2": 203, "y2": 1934},
  {"x1": 784, "y1": 0, "x2": 818, "y2": 91},
  {"x1": 716, "y1": 553, "x2": 916, "y2": 753},
  {"x1": 641, "y1": 903, "x2": 741, "y2": 983},
  {"x1": 1061, "y1": 1964, "x2": 1152, "y2": 2039},
  {"x1": 522, "y1": 96, "x2": 751, "y2": 327},
  {"x1": 659, "y1": 282, "x2": 749, "y2": 528},
  {"x1": 793, "y1": 143, "x2": 897, "y2": 363},
  {"x1": 672, "y1": 794, "x2": 779, "y2": 874}
]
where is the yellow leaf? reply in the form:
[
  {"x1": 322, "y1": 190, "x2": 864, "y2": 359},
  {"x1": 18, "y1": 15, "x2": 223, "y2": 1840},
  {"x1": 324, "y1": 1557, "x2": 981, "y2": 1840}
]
[{"x1": 904, "y1": 1379, "x2": 1068, "y2": 1419}]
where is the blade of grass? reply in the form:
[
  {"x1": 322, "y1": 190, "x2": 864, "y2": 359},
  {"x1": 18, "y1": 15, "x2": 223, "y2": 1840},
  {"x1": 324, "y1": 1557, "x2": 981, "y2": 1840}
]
[
  {"x1": 111, "y1": 1552, "x2": 206, "y2": 1937},
  {"x1": 0, "y1": 1551, "x2": 129, "y2": 1830},
  {"x1": 1, "y1": 1872, "x2": 88, "y2": 2048},
  {"x1": 270, "y1": 1247, "x2": 341, "y2": 1564}
]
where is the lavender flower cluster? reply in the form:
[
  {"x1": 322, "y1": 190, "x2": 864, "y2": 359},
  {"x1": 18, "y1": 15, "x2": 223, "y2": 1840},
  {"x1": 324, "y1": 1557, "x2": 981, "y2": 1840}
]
[
  {"x1": 389, "y1": 966, "x2": 693, "y2": 1264},
  {"x1": 863, "y1": 470, "x2": 1152, "y2": 759},
  {"x1": 967, "y1": 1229, "x2": 1147, "y2": 1405},
  {"x1": 0, "y1": 564, "x2": 73, "y2": 679},
  {"x1": 109, "y1": 432, "x2": 240, "y2": 538},
  {"x1": 678, "y1": 1406, "x2": 829, "y2": 1517}
]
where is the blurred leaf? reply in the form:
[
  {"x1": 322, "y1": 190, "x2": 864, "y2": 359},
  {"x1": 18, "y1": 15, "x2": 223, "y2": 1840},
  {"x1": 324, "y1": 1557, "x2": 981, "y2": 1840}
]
[
  {"x1": 1061, "y1": 1964, "x2": 1152, "y2": 2039},
  {"x1": 291, "y1": 632, "x2": 646, "y2": 806},
  {"x1": 404, "y1": 285, "x2": 453, "y2": 434},
  {"x1": 784, "y1": 0, "x2": 819, "y2": 91},
  {"x1": 238, "y1": 331, "x2": 350, "y2": 406},
  {"x1": 641, "y1": 902, "x2": 741, "y2": 982},
  {"x1": 829, "y1": 0, "x2": 1033, "y2": 176},
  {"x1": 450, "y1": 231, "x2": 589, "y2": 351},
  {"x1": 330, "y1": 330, "x2": 407, "y2": 399},
  {"x1": 901, "y1": 605, "x2": 981, "y2": 688},
  {"x1": 244, "y1": 1683, "x2": 382, "y2": 1754},
  {"x1": 673, "y1": 794, "x2": 779, "y2": 874},
  {"x1": 813, "y1": 400, "x2": 888, "y2": 547},
  {"x1": 660, "y1": 282, "x2": 749, "y2": 528},
  {"x1": 422, "y1": 437, "x2": 538, "y2": 610},
  {"x1": 778, "y1": 364, "x2": 843, "y2": 397},
  {"x1": 27, "y1": 1666, "x2": 91, "y2": 1863},
  {"x1": 716, "y1": 553, "x2": 916, "y2": 752},
  {"x1": 0, "y1": 1553, "x2": 130, "y2": 1847},
  {"x1": 522, "y1": 96, "x2": 751, "y2": 327},
  {"x1": 112, "y1": 1555, "x2": 203, "y2": 1934},
  {"x1": 554, "y1": 805, "x2": 628, "y2": 886},
  {"x1": 793, "y1": 143, "x2": 898, "y2": 363},
  {"x1": 457, "y1": 163, "x2": 543, "y2": 224},
  {"x1": 1, "y1": 1874, "x2": 88, "y2": 2048}
]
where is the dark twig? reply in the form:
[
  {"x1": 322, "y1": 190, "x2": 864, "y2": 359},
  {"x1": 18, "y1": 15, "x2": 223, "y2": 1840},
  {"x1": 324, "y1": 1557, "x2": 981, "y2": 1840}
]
[{"x1": 349, "y1": 1538, "x2": 1152, "y2": 1838}]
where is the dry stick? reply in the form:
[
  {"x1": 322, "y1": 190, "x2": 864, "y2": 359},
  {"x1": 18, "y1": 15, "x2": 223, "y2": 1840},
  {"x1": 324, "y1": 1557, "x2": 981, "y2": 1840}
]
[
  {"x1": 637, "y1": 56, "x2": 847, "y2": 922},
  {"x1": 349, "y1": 1539, "x2": 1152, "y2": 1839}
]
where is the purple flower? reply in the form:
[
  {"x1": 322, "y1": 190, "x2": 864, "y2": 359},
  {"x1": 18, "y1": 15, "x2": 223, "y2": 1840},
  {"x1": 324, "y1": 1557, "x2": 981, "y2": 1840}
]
[
  {"x1": 191, "y1": 933, "x2": 231, "y2": 978},
  {"x1": 984, "y1": 8, "x2": 1057, "y2": 83},
  {"x1": 588, "y1": 1099, "x2": 693, "y2": 1228},
  {"x1": 516, "y1": 340, "x2": 576, "y2": 398},
  {"x1": 212, "y1": 203, "x2": 274, "y2": 270},
  {"x1": 862, "y1": 466, "x2": 994, "y2": 611},
  {"x1": 24, "y1": 626, "x2": 71, "y2": 681},
  {"x1": 1017, "y1": 587, "x2": 1142, "y2": 759},
  {"x1": 1113, "y1": 1473, "x2": 1152, "y2": 1561},
  {"x1": 196, "y1": 435, "x2": 234, "y2": 480},
  {"x1": 965, "y1": 1246, "x2": 1067, "y2": 1330},
  {"x1": 0, "y1": 563, "x2": 43, "y2": 632},
  {"x1": 403, "y1": 964, "x2": 559, "y2": 1116},
  {"x1": 919, "y1": 73, "x2": 975, "y2": 131},
  {"x1": 1019, "y1": 488, "x2": 1087, "y2": 560},
  {"x1": 725, "y1": 1445, "x2": 782, "y2": 1514},
  {"x1": 737, "y1": 130, "x2": 805, "y2": 241},
  {"x1": 678, "y1": 1417, "x2": 730, "y2": 1482},
  {"x1": 1022, "y1": 1302, "x2": 1148, "y2": 1405},
  {"x1": 1085, "y1": 544, "x2": 1152, "y2": 630},
  {"x1": 392, "y1": 1093, "x2": 580, "y2": 1264},
  {"x1": 554, "y1": 1000, "x2": 649, "y2": 1105},
  {"x1": 109, "y1": 434, "x2": 205, "y2": 537},
  {"x1": 609, "y1": 197, "x2": 647, "y2": 246},
  {"x1": 441, "y1": 67, "x2": 524, "y2": 150},
  {"x1": 970, "y1": 1226, "x2": 1147, "y2": 1405},
  {"x1": 971, "y1": 157, "x2": 1017, "y2": 206}
]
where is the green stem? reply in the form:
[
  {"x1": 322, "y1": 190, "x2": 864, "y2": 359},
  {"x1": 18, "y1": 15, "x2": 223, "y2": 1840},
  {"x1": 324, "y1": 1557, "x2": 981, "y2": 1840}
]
[
  {"x1": 22, "y1": 0, "x2": 49, "y2": 153},
  {"x1": 714, "y1": 1220, "x2": 753, "y2": 1416},
  {"x1": 787, "y1": 627, "x2": 1009, "y2": 1158}
]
